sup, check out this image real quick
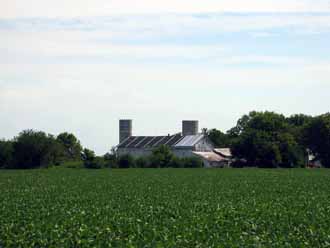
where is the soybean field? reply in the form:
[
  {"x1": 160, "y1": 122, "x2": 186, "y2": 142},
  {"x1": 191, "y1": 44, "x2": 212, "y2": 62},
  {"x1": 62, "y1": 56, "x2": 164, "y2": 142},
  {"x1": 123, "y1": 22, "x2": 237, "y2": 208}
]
[{"x1": 1, "y1": 168, "x2": 330, "y2": 247}]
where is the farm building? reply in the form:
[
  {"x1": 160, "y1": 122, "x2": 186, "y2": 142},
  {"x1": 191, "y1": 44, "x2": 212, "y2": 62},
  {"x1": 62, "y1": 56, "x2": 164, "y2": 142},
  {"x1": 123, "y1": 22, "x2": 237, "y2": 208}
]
[{"x1": 116, "y1": 119, "x2": 232, "y2": 167}]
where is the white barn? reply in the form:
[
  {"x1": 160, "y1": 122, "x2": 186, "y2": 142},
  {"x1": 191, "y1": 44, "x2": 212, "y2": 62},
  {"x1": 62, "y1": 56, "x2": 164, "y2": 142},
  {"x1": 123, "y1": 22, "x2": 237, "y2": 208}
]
[{"x1": 116, "y1": 120, "x2": 231, "y2": 167}]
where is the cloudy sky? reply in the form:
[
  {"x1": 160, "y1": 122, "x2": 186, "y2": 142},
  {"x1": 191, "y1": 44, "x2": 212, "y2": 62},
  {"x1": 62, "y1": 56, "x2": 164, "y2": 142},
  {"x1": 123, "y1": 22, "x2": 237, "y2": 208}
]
[{"x1": 1, "y1": 1, "x2": 330, "y2": 154}]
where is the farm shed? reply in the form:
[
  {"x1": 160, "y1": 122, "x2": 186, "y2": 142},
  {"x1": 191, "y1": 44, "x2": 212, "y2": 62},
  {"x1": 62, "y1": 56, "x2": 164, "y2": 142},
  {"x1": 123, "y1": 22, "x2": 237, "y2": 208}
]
[
  {"x1": 116, "y1": 120, "x2": 218, "y2": 167},
  {"x1": 193, "y1": 151, "x2": 231, "y2": 168}
]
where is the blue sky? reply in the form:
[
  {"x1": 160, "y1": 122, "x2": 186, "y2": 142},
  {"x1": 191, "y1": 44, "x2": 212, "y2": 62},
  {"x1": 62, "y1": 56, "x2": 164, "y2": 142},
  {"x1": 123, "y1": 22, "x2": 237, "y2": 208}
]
[{"x1": 1, "y1": 1, "x2": 330, "y2": 154}]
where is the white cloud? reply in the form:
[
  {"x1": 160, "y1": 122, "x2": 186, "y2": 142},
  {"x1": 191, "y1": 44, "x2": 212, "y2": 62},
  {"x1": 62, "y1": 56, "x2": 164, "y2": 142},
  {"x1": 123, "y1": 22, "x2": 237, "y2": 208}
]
[
  {"x1": 1, "y1": 10, "x2": 330, "y2": 153},
  {"x1": 1, "y1": 61, "x2": 330, "y2": 154},
  {"x1": 2, "y1": 14, "x2": 330, "y2": 38},
  {"x1": 2, "y1": 0, "x2": 330, "y2": 18}
]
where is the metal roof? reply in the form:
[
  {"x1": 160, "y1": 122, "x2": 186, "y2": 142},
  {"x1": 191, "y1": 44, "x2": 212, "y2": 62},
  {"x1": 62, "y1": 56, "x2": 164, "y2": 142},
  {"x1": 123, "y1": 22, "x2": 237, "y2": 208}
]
[
  {"x1": 173, "y1": 134, "x2": 204, "y2": 148},
  {"x1": 118, "y1": 134, "x2": 207, "y2": 149},
  {"x1": 117, "y1": 133, "x2": 185, "y2": 149},
  {"x1": 214, "y1": 148, "x2": 232, "y2": 158},
  {"x1": 193, "y1": 152, "x2": 227, "y2": 162}
]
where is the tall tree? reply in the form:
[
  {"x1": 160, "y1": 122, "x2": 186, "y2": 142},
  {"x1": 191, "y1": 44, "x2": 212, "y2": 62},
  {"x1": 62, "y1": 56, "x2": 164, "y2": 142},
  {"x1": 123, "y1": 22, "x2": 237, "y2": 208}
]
[
  {"x1": 207, "y1": 129, "x2": 231, "y2": 148},
  {"x1": 0, "y1": 140, "x2": 13, "y2": 168},
  {"x1": 304, "y1": 113, "x2": 330, "y2": 167},
  {"x1": 12, "y1": 130, "x2": 62, "y2": 169},
  {"x1": 150, "y1": 145, "x2": 174, "y2": 168},
  {"x1": 56, "y1": 132, "x2": 82, "y2": 161},
  {"x1": 231, "y1": 111, "x2": 305, "y2": 168}
]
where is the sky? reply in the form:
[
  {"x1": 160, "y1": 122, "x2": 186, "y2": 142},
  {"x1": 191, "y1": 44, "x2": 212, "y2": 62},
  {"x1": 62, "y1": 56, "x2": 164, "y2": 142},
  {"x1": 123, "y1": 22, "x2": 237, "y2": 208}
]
[{"x1": 1, "y1": 0, "x2": 330, "y2": 154}]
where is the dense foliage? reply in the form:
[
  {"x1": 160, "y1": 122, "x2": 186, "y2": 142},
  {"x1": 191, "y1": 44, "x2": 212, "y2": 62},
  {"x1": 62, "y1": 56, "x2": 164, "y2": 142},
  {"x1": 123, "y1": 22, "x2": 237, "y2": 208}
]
[
  {"x1": 11, "y1": 130, "x2": 63, "y2": 169},
  {"x1": 0, "y1": 130, "x2": 83, "y2": 169},
  {"x1": 0, "y1": 139, "x2": 13, "y2": 168},
  {"x1": 112, "y1": 145, "x2": 204, "y2": 169},
  {"x1": 82, "y1": 148, "x2": 104, "y2": 169},
  {"x1": 230, "y1": 112, "x2": 306, "y2": 168},
  {"x1": 304, "y1": 113, "x2": 330, "y2": 167},
  {"x1": 1, "y1": 168, "x2": 330, "y2": 247},
  {"x1": 57, "y1": 132, "x2": 83, "y2": 161},
  {"x1": 207, "y1": 129, "x2": 231, "y2": 148}
]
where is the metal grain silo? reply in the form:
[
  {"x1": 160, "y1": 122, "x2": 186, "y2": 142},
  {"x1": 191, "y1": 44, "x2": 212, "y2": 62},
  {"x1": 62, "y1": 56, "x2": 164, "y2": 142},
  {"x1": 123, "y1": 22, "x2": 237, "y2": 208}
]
[
  {"x1": 182, "y1": 120, "x2": 199, "y2": 136},
  {"x1": 119, "y1": 119, "x2": 132, "y2": 143}
]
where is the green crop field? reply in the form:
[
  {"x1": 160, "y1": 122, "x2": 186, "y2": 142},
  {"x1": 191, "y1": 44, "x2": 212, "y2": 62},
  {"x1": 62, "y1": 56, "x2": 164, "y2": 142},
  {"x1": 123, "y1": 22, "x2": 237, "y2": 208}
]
[{"x1": 1, "y1": 168, "x2": 330, "y2": 247}]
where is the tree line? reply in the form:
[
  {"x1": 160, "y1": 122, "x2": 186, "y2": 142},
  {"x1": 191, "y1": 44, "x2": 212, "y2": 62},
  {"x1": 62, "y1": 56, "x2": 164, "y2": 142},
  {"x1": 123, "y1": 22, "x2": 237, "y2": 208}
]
[
  {"x1": 0, "y1": 130, "x2": 83, "y2": 169},
  {"x1": 0, "y1": 130, "x2": 203, "y2": 169},
  {"x1": 1, "y1": 111, "x2": 330, "y2": 169},
  {"x1": 207, "y1": 111, "x2": 330, "y2": 168}
]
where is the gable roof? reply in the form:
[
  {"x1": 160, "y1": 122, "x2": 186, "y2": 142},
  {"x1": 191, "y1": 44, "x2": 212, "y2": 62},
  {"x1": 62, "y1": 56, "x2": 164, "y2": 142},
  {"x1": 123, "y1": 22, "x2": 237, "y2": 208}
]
[
  {"x1": 214, "y1": 148, "x2": 232, "y2": 158},
  {"x1": 173, "y1": 134, "x2": 204, "y2": 148},
  {"x1": 193, "y1": 151, "x2": 228, "y2": 162},
  {"x1": 117, "y1": 133, "x2": 185, "y2": 149}
]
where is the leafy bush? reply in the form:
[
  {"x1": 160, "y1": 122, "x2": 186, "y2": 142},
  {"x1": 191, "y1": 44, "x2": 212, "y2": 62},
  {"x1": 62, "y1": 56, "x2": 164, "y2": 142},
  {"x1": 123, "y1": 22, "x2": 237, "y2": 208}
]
[
  {"x1": 304, "y1": 113, "x2": 330, "y2": 168},
  {"x1": 182, "y1": 157, "x2": 204, "y2": 168},
  {"x1": 104, "y1": 152, "x2": 118, "y2": 168},
  {"x1": 231, "y1": 112, "x2": 306, "y2": 168},
  {"x1": 150, "y1": 145, "x2": 174, "y2": 168},
  {"x1": 169, "y1": 156, "x2": 184, "y2": 168},
  {"x1": 135, "y1": 156, "x2": 150, "y2": 168},
  {"x1": 0, "y1": 140, "x2": 13, "y2": 168},
  {"x1": 82, "y1": 148, "x2": 104, "y2": 169},
  {"x1": 61, "y1": 160, "x2": 84, "y2": 169},
  {"x1": 118, "y1": 154, "x2": 135, "y2": 168},
  {"x1": 56, "y1": 132, "x2": 82, "y2": 161},
  {"x1": 11, "y1": 130, "x2": 63, "y2": 169}
]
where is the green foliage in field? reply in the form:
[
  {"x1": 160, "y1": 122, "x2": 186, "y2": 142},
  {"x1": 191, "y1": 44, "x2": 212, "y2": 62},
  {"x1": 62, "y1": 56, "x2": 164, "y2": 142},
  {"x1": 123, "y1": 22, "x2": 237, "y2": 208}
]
[
  {"x1": 231, "y1": 111, "x2": 306, "y2": 168},
  {"x1": 0, "y1": 130, "x2": 84, "y2": 169},
  {"x1": 1, "y1": 169, "x2": 330, "y2": 247},
  {"x1": 114, "y1": 146, "x2": 204, "y2": 168},
  {"x1": 81, "y1": 148, "x2": 104, "y2": 169},
  {"x1": 149, "y1": 145, "x2": 174, "y2": 168},
  {"x1": 207, "y1": 129, "x2": 231, "y2": 148},
  {"x1": 0, "y1": 139, "x2": 13, "y2": 168},
  {"x1": 304, "y1": 113, "x2": 330, "y2": 167},
  {"x1": 56, "y1": 132, "x2": 83, "y2": 161},
  {"x1": 11, "y1": 130, "x2": 63, "y2": 169}
]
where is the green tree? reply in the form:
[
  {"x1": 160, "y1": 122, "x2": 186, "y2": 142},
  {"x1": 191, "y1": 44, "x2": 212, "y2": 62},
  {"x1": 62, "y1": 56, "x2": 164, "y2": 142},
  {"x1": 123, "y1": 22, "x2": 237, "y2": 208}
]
[
  {"x1": 82, "y1": 148, "x2": 103, "y2": 169},
  {"x1": 286, "y1": 114, "x2": 313, "y2": 147},
  {"x1": 304, "y1": 113, "x2": 330, "y2": 167},
  {"x1": 0, "y1": 140, "x2": 13, "y2": 168},
  {"x1": 135, "y1": 156, "x2": 150, "y2": 168},
  {"x1": 208, "y1": 129, "x2": 231, "y2": 148},
  {"x1": 169, "y1": 156, "x2": 184, "y2": 168},
  {"x1": 182, "y1": 157, "x2": 204, "y2": 168},
  {"x1": 118, "y1": 154, "x2": 135, "y2": 168},
  {"x1": 231, "y1": 111, "x2": 305, "y2": 168},
  {"x1": 57, "y1": 132, "x2": 82, "y2": 161},
  {"x1": 12, "y1": 130, "x2": 62, "y2": 169},
  {"x1": 104, "y1": 152, "x2": 118, "y2": 168},
  {"x1": 150, "y1": 145, "x2": 174, "y2": 168}
]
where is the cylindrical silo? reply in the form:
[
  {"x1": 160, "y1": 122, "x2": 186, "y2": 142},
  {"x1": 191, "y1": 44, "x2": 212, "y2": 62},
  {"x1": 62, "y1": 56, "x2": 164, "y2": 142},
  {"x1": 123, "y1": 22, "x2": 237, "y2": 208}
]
[
  {"x1": 119, "y1": 119, "x2": 132, "y2": 143},
  {"x1": 182, "y1": 120, "x2": 199, "y2": 136}
]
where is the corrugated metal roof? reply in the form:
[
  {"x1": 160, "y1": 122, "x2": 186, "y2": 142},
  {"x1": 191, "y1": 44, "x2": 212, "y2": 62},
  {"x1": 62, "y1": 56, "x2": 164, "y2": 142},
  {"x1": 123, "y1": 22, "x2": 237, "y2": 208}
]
[
  {"x1": 117, "y1": 133, "x2": 186, "y2": 149},
  {"x1": 214, "y1": 148, "x2": 232, "y2": 158},
  {"x1": 174, "y1": 134, "x2": 204, "y2": 148},
  {"x1": 193, "y1": 152, "x2": 227, "y2": 162},
  {"x1": 117, "y1": 133, "x2": 206, "y2": 149}
]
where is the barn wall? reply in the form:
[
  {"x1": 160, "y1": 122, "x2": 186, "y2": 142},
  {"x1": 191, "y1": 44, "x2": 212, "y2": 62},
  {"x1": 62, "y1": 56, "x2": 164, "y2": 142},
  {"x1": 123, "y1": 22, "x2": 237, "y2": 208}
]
[
  {"x1": 194, "y1": 137, "x2": 214, "y2": 152},
  {"x1": 172, "y1": 149, "x2": 194, "y2": 158},
  {"x1": 116, "y1": 148, "x2": 152, "y2": 158}
]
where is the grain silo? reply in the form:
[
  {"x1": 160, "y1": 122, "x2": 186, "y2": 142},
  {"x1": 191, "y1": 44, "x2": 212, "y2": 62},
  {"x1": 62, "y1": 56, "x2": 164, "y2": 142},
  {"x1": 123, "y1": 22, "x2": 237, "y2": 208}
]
[
  {"x1": 182, "y1": 120, "x2": 199, "y2": 136},
  {"x1": 119, "y1": 119, "x2": 132, "y2": 143}
]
